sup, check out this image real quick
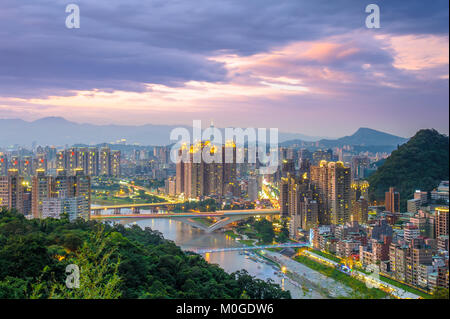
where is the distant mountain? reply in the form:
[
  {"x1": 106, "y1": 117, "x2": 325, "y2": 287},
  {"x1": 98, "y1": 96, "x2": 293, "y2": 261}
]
[
  {"x1": 318, "y1": 127, "x2": 408, "y2": 147},
  {"x1": 0, "y1": 117, "x2": 322, "y2": 147},
  {"x1": 367, "y1": 129, "x2": 449, "y2": 211},
  {"x1": 280, "y1": 127, "x2": 409, "y2": 152},
  {"x1": 0, "y1": 117, "x2": 181, "y2": 147}
]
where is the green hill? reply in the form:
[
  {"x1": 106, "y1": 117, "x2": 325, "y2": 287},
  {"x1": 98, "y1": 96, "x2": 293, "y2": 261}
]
[
  {"x1": 0, "y1": 209, "x2": 290, "y2": 299},
  {"x1": 367, "y1": 129, "x2": 449, "y2": 211}
]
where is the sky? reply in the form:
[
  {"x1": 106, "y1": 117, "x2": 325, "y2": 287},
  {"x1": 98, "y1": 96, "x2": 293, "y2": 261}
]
[{"x1": 0, "y1": 0, "x2": 448, "y2": 138}]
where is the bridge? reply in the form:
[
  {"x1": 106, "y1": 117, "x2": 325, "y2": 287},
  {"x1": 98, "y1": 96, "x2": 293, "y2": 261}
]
[
  {"x1": 91, "y1": 208, "x2": 280, "y2": 233},
  {"x1": 191, "y1": 242, "x2": 309, "y2": 254},
  {"x1": 91, "y1": 202, "x2": 179, "y2": 215}
]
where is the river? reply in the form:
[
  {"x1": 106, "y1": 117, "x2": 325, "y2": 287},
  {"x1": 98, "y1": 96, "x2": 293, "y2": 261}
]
[
  {"x1": 130, "y1": 217, "x2": 328, "y2": 298},
  {"x1": 96, "y1": 203, "x2": 354, "y2": 299}
]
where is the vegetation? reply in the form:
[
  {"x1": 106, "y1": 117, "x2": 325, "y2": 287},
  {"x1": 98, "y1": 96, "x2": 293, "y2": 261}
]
[
  {"x1": 368, "y1": 129, "x2": 449, "y2": 211},
  {"x1": 311, "y1": 249, "x2": 341, "y2": 263},
  {"x1": 91, "y1": 178, "x2": 165, "y2": 206},
  {"x1": 378, "y1": 275, "x2": 431, "y2": 299},
  {"x1": 431, "y1": 287, "x2": 449, "y2": 299},
  {"x1": 276, "y1": 218, "x2": 290, "y2": 243},
  {"x1": 0, "y1": 208, "x2": 290, "y2": 299},
  {"x1": 173, "y1": 199, "x2": 218, "y2": 212},
  {"x1": 253, "y1": 219, "x2": 276, "y2": 244},
  {"x1": 294, "y1": 255, "x2": 389, "y2": 299}
]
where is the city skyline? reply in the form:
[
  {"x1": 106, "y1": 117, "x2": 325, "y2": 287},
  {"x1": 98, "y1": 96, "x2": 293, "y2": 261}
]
[{"x1": 0, "y1": 0, "x2": 448, "y2": 138}]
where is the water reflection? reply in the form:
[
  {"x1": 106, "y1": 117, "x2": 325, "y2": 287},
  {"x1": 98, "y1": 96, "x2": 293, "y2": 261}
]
[{"x1": 134, "y1": 217, "x2": 305, "y2": 298}]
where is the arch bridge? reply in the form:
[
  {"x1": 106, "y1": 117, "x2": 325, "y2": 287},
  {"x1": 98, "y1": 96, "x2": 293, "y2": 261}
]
[{"x1": 90, "y1": 208, "x2": 280, "y2": 233}]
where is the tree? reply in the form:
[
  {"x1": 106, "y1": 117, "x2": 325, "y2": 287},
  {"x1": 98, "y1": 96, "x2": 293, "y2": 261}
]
[
  {"x1": 32, "y1": 228, "x2": 122, "y2": 299},
  {"x1": 432, "y1": 287, "x2": 449, "y2": 299}
]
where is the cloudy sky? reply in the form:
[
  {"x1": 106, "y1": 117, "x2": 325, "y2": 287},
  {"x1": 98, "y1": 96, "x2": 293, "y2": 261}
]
[{"x1": 0, "y1": 0, "x2": 448, "y2": 137}]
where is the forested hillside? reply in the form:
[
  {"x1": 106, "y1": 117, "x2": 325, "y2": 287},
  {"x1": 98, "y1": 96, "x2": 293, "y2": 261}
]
[
  {"x1": 368, "y1": 129, "x2": 449, "y2": 210},
  {"x1": 0, "y1": 209, "x2": 290, "y2": 299}
]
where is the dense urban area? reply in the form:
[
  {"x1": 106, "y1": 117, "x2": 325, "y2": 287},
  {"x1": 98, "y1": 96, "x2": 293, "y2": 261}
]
[{"x1": 0, "y1": 128, "x2": 448, "y2": 299}]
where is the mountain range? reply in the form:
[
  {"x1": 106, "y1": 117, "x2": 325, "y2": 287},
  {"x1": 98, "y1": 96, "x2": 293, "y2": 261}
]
[{"x1": 0, "y1": 117, "x2": 408, "y2": 148}]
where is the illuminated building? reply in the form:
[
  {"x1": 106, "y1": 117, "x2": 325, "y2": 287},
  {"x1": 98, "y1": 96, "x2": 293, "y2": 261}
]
[
  {"x1": 406, "y1": 239, "x2": 432, "y2": 287},
  {"x1": 431, "y1": 181, "x2": 449, "y2": 202},
  {"x1": 385, "y1": 187, "x2": 400, "y2": 213},
  {"x1": 99, "y1": 147, "x2": 111, "y2": 176},
  {"x1": 176, "y1": 147, "x2": 185, "y2": 194},
  {"x1": 177, "y1": 141, "x2": 236, "y2": 199},
  {"x1": 435, "y1": 206, "x2": 449, "y2": 237},
  {"x1": 248, "y1": 176, "x2": 258, "y2": 201},
  {"x1": 42, "y1": 196, "x2": 88, "y2": 221},
  {"x1": 85, "y1": 148, "x2": 99, "y2": 176},
  {"x1": 10, "y1": 156, "x2": 20, "y2": 171},
  {"x1": 311, "y1": 161, "x2": 351, "y2": 225},
  {"x1": 34, "y1": 153, "x2": 47, "y2": 172},
  {"x1": 0, "y1": 153, "x2": 7, "y2": 175},
  {"x1": 0, "y1": 169, "x2": 25, "y2": 214},
  {"x1": 312, "y1": 149, "x2": 333, "y2": 165},
  {"x1": 0, "y1": 176, "x2": 9, "y2": 208},
  {"x1": 7, "y1": 169, "x2": 24, "y2": 214},
  {"x1": 21, "y1": 156, "x2": 33, "y2": 176},
  {"x1": 66, "y1": 148, "x2": 78, "y2": 174},
  {"x1": 165, "y1": 177, "x2": 177, "y2": 196},
  {"x1": 56, "y1": 150, "x2": 65, "y2": 170},
  {"x1": 32, "y1": 169, "x2": 52, "y2": 218},
  {"x1": 53, "y1": 147, "x2": 117, "y2": 177},
  {"x1": 281, "y1": 159, "x2": 295, "y2": 178},
  {"x1": 72, "y1": 169, "x2": 91, "y2": 219},
  {"x1": 352, "y1": 197, "x2": 368, "y2": 224},
  {"x1": 111, "y1": 150, "x2": 121, "y2": 177}
]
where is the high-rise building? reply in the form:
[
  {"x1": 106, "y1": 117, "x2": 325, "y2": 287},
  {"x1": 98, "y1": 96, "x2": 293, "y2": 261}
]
[
  {"x1": 351, "y1": 156, "x2": 370, "y2": 180},
  {"x1": 0, "y1": 176, "x2": 9, "y2": 208},
  {"x1": 176, "y1": 148, "x2": 185, "y2": 195},
  {"x1": 385, "y1": 187, "x2": 400, "y2": 213},
  {"x1": 310, "y1": 161, "x2": 330, "y2": 224},
  {"x1": 42, "y1": 196, "x2": 89, "y2": 221},
  {"x1": 177, "y1": 141, "x2": 236, "y2": 199},
  {"x1": 6, "y1": 169, "x2": 24, "y2": 214},
  {"x1": 311, "y1": 161, "x2": 351, "y2": 225},
  {"x1": 32, "y1": 169, "x2": 52, "y2": 218},
  {"x1": 111, "y1": 150, "x2": 121, "y2": 177},
  {"x1": 85, "y1": 148, "x2": 99, "y2": 176},
  {"x1": 248, "y1": 176, "x2": 258, "y2": 201},
  {"x1": 21, "y1": 156, "x2": 33, "y2": 176},
  {"x1": 279, "y1": 177, "x2": 290, "y2": 217},
  {"x1": 99, "y1": 147, "x2": 111, "y2": 176},
  {"x1": 281, "y1": 159, "x2": 295, "y2": 178},
  {"x1": 352, "y1": 197, "x2": 368, "y2": 224},
  {"x1": 312, "y1": 149, "x2": 333, "y2": 165},
  {"x1": 406, "y1": 239, "x2": 432, "y2": 287},
  {"x1": 56, "y1": 150, "x2": 65, "y2": 170},
  {"x1": 0, "y1": 153, "x2": 8, "y2": 175},
  {"x1": 66, "y1": 148, "x2": 78, "y2": 174},
  {"x1": 435, "y1": 206, "x2": 449, "y2": 237},
  {"x1": 389, "y1": 243, "x2": 408, "y2": 282},
  {"x1": 34, "y1": 153, "x2": 47, "y2": 172}
]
